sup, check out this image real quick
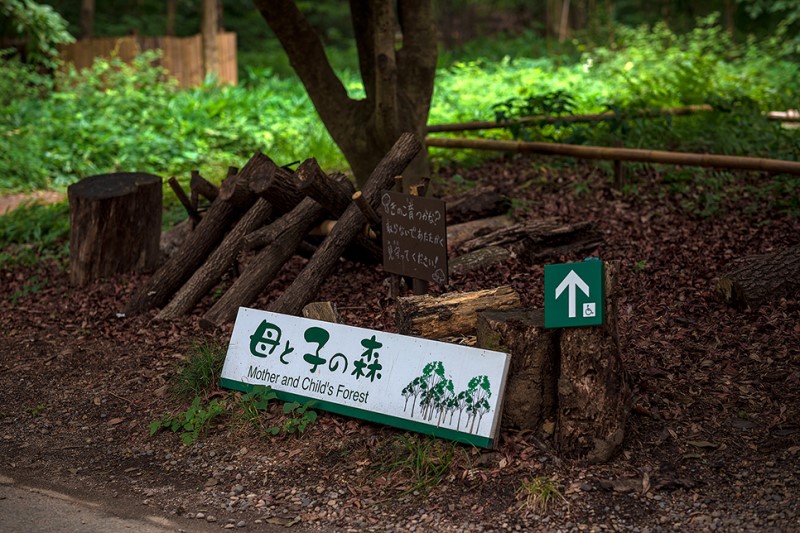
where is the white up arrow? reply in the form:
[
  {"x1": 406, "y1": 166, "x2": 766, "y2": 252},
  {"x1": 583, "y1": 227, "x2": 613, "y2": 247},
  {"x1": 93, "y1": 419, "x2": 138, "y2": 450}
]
[{"x1": 555, "y1": 270, "x2": 590, "y2": 318}]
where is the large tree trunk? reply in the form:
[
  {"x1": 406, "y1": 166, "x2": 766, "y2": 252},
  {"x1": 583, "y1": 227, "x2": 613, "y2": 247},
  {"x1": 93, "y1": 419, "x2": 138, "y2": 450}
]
[
  {"x1": 718, "y1": 244, "x2": 800, "y2": 309},
  {"x1": 202, "y1": 0, "x2": 219, "y2": 79},
  {"x1": 68, "y1": 172, "x2": 161, "y2": 286},
  {"x1": 252, "y1": 0, "x2": 437, "y2": 189}
]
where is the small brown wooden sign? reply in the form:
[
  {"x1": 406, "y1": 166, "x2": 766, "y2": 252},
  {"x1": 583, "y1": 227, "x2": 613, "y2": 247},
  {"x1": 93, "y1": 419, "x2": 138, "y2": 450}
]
[{"x1": 381, "y1": 191, "x2": 448, "y2": 284}]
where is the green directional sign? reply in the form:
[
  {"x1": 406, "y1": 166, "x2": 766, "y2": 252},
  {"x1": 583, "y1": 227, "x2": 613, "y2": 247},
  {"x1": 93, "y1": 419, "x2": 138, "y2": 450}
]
[{"x1": 544, "y1": 260, "x2": 604, "y2": 328}]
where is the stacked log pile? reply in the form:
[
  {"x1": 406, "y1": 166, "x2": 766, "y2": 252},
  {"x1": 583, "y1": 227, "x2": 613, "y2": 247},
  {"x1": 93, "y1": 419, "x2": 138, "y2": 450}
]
[{"x1": 125, "y1": 133, "x2": 423, "y2": 325}]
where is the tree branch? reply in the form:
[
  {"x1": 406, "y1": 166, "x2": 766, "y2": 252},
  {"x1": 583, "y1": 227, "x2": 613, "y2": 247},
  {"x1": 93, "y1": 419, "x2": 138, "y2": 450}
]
[{"x1": 252, "y1": 0, "x2": 354, "y2": 133}]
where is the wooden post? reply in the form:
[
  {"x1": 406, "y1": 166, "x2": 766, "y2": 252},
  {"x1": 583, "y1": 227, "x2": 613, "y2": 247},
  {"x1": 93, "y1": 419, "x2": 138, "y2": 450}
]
[{"x1": 68, "y1": 172, "x2": 162, "y2": 286}]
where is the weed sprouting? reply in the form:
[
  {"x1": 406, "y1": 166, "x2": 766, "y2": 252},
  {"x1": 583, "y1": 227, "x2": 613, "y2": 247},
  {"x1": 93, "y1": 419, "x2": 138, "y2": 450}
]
[
  {"x1": 516, "y1": 476, "x2": 567, "y2": 513},
  {"x1": 171, "y1": 340, "x2": 226, "y2": 400},
  {"x1": 377, "y1": 434, "x2": 467, "y2": 493}
]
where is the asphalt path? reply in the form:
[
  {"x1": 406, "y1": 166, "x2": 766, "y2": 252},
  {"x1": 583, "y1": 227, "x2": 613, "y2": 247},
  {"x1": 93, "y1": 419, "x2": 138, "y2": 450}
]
[{"x1": 0, "y1": 471, "x2": 222, "y2": 533}]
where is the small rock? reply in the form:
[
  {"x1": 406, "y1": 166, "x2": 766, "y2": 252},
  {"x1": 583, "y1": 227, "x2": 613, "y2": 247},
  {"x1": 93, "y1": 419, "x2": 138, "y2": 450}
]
[
  {"x1": 206, "y1": 515, "x2": 217, "y2": 523},
  {"x1": 237, "y1": 520, "x2": 247, "y2": 528}
]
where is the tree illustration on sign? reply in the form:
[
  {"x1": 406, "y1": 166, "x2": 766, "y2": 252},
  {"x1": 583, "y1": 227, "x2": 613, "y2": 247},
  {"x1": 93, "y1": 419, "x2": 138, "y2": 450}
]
[
  {"x1": 464, "y1": 375, "x2": 492, "y2": 433},
  {"x1": 402, "y1": 363, "x2": 492, "y2": 434}
]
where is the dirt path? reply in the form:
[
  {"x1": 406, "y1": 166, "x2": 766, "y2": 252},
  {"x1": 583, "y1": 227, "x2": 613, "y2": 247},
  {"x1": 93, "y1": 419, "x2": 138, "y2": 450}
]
[{"x1": 0, "y1": 191, "x2": 64, "y2": 215}]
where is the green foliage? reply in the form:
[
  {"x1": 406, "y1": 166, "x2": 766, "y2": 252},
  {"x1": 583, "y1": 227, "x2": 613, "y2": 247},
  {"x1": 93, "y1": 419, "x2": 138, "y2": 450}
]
[
  {"x1": 0, "y1": 49, "x2": 343, "y2": 192},
  {"x1": 171, "y1": 340, "x2": 226, "y2": 400},
  {"x1": 236, "y1": 385, "x2": 277, "y2": 430},
  {"x1": 0, "y1": 201, "x2": 69, "y2": 268},
  {"x1": 149, "y1": 396, "x2": 226, "y2": 445},
  {"x1": 267, "y1": 401, "x2": 318, "y2": 436},
  {"x1": 9, "y1": 274, "x2": 47, "y2": 304},
  {"x1": 0, "y1": 0, "x2": 74, "y2": 68}
]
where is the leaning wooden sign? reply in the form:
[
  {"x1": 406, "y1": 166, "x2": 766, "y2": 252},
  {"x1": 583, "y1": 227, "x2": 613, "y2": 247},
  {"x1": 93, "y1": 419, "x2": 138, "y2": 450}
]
[{"x1": 220, "y1": 307, "x2": 510, "y2": 448}]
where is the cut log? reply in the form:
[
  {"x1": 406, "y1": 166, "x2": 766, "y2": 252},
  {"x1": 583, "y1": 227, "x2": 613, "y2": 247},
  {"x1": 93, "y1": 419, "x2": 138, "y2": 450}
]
[
  {"x1": 125, "y1": 154, "x2": 272, "y2": 315},
  {"x1": 449, "y1": 246, "x2": 511, "y2": 276},
  {"x1": 556, "y1": 261, "x2": 630, "y2": 463},
  {"x1": 447, "y1": 215, "x2": 514, "y2": 251},
  {"x1": 302, "y1": 301, "x2": 342, "y2": 323},
  {"x1": 68, "y1": 172, "x2": 162, "y2": 286},
  {"x1": 267, "y1": 133, "x2": 423, "y2": 316},
  {"x1": 476, "y1": 309, "x2": 559, "y2": 430},
  {"x1": 717, "y1": 244, "x2": 800, "y2": 308},
  {"x1": 458, "y1": 219, "x2": 603, "y2": 263},
  {"x1": 249, "y1": 159, "x2": 304, "y2": 214},
  {"x1": 190, "y1": 170, "x2": 219, "y2": 204},
  {"x1": 443, "y1": 185, "x2": 511, "y2": 225},
  {"x1": 202, "y1": 197, "x2": 327, "y2": 328},
  {"x1": 155, "y1": 199, "x2": 274, "y2": 320},
  {"x1": 396, "y1": 285, "x2": 521, "y2": 339},
  {"x1": 296, "y1": 159, "x2": 355, "y2": 216}
]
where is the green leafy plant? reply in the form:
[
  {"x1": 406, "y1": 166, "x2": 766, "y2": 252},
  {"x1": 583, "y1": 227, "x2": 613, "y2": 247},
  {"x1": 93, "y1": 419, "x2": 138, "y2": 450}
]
[
  {"x1": 9, "y1": 274, "x2": 47, "y2": 303},
  {"x1": 171, "y1": 340, "x2": 226, "y2": 400},
  {"x1": 267, "y1": 401, "x2": 318, "y2": 436},
  {"x1": 236, "y1": 385, "x2": 277, "y2": 429},
  {"x1": 0, "y1": 0, "x2": 74, "y2": 69},
  {"x1": 149, "y1": 396, "x2": 226, "y2": 445},
  {"x1": 516, "y1": 476, "x2": 566, "y2": 513}
]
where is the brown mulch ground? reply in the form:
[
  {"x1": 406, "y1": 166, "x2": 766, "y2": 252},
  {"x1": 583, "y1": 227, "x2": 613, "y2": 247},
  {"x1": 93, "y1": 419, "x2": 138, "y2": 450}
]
[{"x1": 1, "y1": 155, "x2": 799, "y2": 532}]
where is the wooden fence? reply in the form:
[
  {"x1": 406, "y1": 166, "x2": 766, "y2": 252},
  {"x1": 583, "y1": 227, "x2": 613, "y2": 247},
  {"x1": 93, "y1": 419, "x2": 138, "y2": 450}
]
[{"x1": 59, "y1": 33, "x2": 237, "y2": 88}]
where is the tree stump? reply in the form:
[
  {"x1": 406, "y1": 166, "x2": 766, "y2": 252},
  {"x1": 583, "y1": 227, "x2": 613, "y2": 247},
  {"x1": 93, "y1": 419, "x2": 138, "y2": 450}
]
[
  {"x1": 476, "y1": 309, "x2": 559, "y2": 430},
  {"x1": 68, "y1": 172, "x2": 162, "y2": 286},
  {"x1": 556, "y1": 261, "x2": 630, "y2": 463}
]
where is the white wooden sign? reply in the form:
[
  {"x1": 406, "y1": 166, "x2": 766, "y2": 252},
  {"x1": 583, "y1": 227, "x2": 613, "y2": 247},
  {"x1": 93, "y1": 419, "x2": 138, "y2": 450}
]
[{"x1": 220, "y1": 307, "x2": 510, "y2": 448}]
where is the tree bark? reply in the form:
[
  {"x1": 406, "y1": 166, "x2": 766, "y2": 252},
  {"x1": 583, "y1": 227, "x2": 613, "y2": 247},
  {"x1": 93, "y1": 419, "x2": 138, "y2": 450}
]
[
  {"x1": 717, "y1": 244, "x2": 800, "y2": 309},
  {"x1": 556, "y1": 261, "x2": 629, "y2": 463},
  {"x1": 166, "y1": 0, "x2": 176, "y2": 36},
  {"x1": 125, "y1": 154, "x2": 271, "y2": 315},
  {"x1": 267, "y1": 133, "x2": 422, "y2": 316},
  {"x1": 476, "y1": 309, "x2": 559, "y2": 430},
  {"x1": 68, "y1": 172, "x2": 161, "y2": 286},
  {"x1": 202, "y1": 198, "x2": 326, "y2": 328},
  {"x1": 252, "y1": 0, "x2": 437, "y2": 189},
  {"x1": 295, "y1": 159, "x2": 355, "y2": 217},
  {"x1": 155, "y1": 199, "x2": 274, "y2": 320},
  {"x1": 396, "y1": 285, "x2": 521, "y2": 339}
]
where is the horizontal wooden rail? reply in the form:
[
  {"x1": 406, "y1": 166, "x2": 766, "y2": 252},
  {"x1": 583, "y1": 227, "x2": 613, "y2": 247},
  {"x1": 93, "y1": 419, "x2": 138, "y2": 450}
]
[
  {"x1": 427, "y1": 105, "x2": 799, "y2": 133},
  {"x1": 425, "y1": 137, "x2": 800, "y2": 175}
]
